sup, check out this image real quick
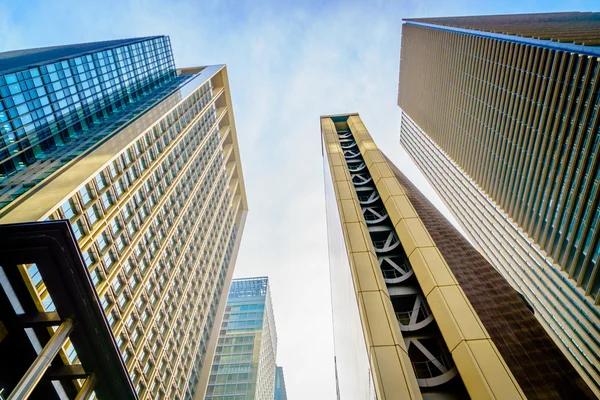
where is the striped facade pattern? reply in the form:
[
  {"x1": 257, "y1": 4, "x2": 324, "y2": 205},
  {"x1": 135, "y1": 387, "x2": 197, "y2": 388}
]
[
  {"x1": 386, "y1": 151, "x2": 594, "y2": 400},
  {"x1": 406, "y1": 12, "x2": 600, "y2": 45},
  {"x1": 400, "y1": 112, "x2": 600, "y2": 396},
  {"x1": 398, "y1": 21, "x2": 600, "y2": 305}
]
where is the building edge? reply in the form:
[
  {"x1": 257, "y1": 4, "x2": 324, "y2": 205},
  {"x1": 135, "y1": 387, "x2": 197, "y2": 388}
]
[{"x1": 193, "y1": 211, "x2": 248, "y2": 400}]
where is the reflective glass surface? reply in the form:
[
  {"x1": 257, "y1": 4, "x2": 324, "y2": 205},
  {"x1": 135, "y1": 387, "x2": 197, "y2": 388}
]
[
  {"x1": 0, "y1": 36, "x2": 180, "y2": 208},
  {"x1": 206, "y1": 278, "x2": 277, "y2": 400}
]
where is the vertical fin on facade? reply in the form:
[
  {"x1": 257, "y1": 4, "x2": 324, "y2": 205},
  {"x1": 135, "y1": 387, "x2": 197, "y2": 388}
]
[{"x1": 383, "y1": 149, "x2": 596, "y2": 399}]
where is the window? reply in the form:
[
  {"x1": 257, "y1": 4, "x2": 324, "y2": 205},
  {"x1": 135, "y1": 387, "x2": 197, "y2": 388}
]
[
  {"x1": 116, "y1": 334, "x2": 124, "y2": 349},
  {"x1": 86, "y1": 205, "x2": 100, "y2": 226},
  {"x1": 116, "y1": 235, "x2": 126, "y2": 253},
  {"x1": 91, "y1": 268, "x2": 102, "y2": 286},
  {"x1": 100, "y1": 294, "x2": 110, "y2": 310},
  {"x1": 66, "y1": 343, "x2": 78, "y2": 363},
  {"x1": 118, "y1": 293, "x2": 128, "y2": 308},
  {"x1": 129, "y1": 275, "x2": 139, "y2": 290},
  {"x1": 79, "y1": 185, "x2": 93, "y2": 205},
  {"x1": 61, "y1": 200, "x2": 76, "y2": 220},
  {"x1": 97, "y1": 234, "x2": 109, "y2": 251},
  {"x1": 115, "y1": 180, "x2": 124, "y2": 198},
  {"x1": 112, "y1": 277, "x2": 122, "y2": 293},
  {"x1": 109, "y1": 162, "x2": 118, "y2": 179},
  {"x1": 131, "y1": 329, "x2": 140, "y2": 345},
  {"x1": 110, "y1": 218, "x2": 121, "y2": 235},
  {"x1": 103, "y1": 251, "x2": 115, "y2": 269},
  {"x1": 101, "y1": 192, "x2": 113, "y2": 211},
  {"x1": 71, "y1": 220, "x2": 84, "y2": 240},
  {"x1": 42, "y1": 295, "x2": 56, "y2": 312},
  {"x1": 95, "y1": 173, "x2": 106, "y2": 191},
  {"x1": 83, "y1": 249, "x2": 95, "y2": 268},
  {"x1": 27, "y1": 263, "x2": 42, "y2": 287}
]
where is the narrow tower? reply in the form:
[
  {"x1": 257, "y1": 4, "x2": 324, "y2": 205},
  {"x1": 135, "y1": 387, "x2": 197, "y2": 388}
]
[{"x1": 205, "y1": 277, "x2": 277, "y2": 400}]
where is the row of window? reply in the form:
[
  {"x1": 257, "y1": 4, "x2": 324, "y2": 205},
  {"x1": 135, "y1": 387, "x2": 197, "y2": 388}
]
[
  {"x1": 224, "y1": 311, "x2": 264, "y2": 321},
  {"x1": 21, "y1": 76, "x2": 240, "y2": 399},
  {"x1": 0, "y1": 74, "x2": 195, "y2": 210},
  {"x1": 401, "y1": 119, "x2": 600, "y2": 378},
  {"x1": 120, "y1": 175, "x2": 235, "y2": 399},
  {"x1": 0, "y1": 37, "x2": 176, "y2": 180},
  {"x1": 206, "y1": 382, "x2": 253, "y2": 396}
]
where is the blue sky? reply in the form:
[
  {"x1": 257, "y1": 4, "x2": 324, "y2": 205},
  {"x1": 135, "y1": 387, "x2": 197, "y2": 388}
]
[{"x1": 2, "y1": 1, "x2": 599, "y2": 398}]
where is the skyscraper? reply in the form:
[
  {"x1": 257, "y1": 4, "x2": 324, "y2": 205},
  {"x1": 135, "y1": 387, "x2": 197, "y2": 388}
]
[
  {"x1": 205, "y1": 277, "x2": 277, "y2": 400},
  {"x1": 0, "y1": 37, "x2": 248, "y2": 399},
  {"x1": 398, "y1": 12, "x2": 600, "y2": 394},
  {"x1": 321, "y1": 113, "x2": 593, "y2": 399},
  {"x1": 273, "y1": 366, "x2": 287, "y2": 400}
]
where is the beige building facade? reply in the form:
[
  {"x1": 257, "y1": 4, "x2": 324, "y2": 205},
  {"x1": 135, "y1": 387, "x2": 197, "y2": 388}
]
[{"x1": 0, "y1": 38, "x2": 247, "y2": 399}]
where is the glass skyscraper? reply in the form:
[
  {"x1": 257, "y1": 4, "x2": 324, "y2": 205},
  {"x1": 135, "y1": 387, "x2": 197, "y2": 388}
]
[
  {"x1": 321, "y1": 113, "x2": 593, "y2": 399},
  {"x1": 205, "y1": 277, "x2": 277, "y2": 400},
  {"x1": 398, "y1": 12, "x2": 600, "y2": 394},
  {"x1": 0, "y1": 37, "x2": 248, "y2": 399},
  {"x1": 273, "y1": 367, "x2": 287, "y2": 400},
  {"x1": 0, "y1": 37, "x2": 186, "y2": 208}
]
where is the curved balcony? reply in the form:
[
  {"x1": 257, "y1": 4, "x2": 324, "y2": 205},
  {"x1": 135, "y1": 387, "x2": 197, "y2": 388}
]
[
  {"x1": 351, "y1": 173, "x2": 372, "y2": 186},
  {"x1": 347, "y1": 160, "x2": 367, "y2": 173},
  {"x1": 393, "y1": 294, "x2": 434, "y2": 332},
  {"x1": 338, "y1": 131, "x2": 352, "y2": 139},
  {"x1": 340, "y1": 140, "x2": 357, "y2": 149},
  {"x1": 368, "y1": 226, "x2": 400, "y2": 253},
  {"x1": 362, "y1": 206, "x2": 388, "y2": 224},
  {"x1": 406, "y1": 338, "x2": 459, "y2": 388},
  {"x1": 379, "y1": 256, "x2": 413, "y2": 284},
  {"x1": 356, "y1": 187, "x2": 380, "y2": 205},
  {"x1": 343, "y1": 149, "x2": 361, "y2": 159}
]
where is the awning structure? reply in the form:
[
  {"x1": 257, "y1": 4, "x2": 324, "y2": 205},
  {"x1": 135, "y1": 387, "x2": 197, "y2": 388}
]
[{"x1": 0, "y1": 220, "x2": 137, "y2": 399}]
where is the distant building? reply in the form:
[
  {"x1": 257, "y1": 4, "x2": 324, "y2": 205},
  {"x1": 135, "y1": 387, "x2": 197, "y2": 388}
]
[
  {"x1": 0, "y1": 37, "x2": 248, "y2": 399},
  {"x1": 321, "y1": 113, "x2": 593, "y2": 399},
  {"x1": 205, "y1": 277, "x2": 277, "y2": 400},
  {"x1": 398, "y1": 12, "x2": 600, "y2": 394},
  {"x1": 274, "y1": 366, "x2": 287, "y2": 400}
]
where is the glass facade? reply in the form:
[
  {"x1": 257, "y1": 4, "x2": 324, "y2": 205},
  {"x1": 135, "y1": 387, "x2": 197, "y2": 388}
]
[
  {"x1": 0, "y1": 39, "x2": 248, "y2": 400},
  {"x1": 0, "y1": 36, "x2": 185, "y2": 209},
  {"x1": 206, "y1": 277, "x2": 277, "y2": 400},
  {"x1": 273, "y1": 366, "x2": 287, "y2": 400}
]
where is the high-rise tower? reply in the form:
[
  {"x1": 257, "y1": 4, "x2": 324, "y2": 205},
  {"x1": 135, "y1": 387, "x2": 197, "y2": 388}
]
[
  {"x1": 205, "y1": 277, "x2": 277, "y2": 400},
  {"x1": 321, "y1": 113, "x2": 593, "y2": 399},
  {"x1": 273, "y1": 366, "x2": 287, "y2": 400},
  {"x1": 398, "y1": 12, "x2": 600, "y2": 393},
  {"x1": 0, "y1": 37, "x2": 248, "y2": 399}
]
